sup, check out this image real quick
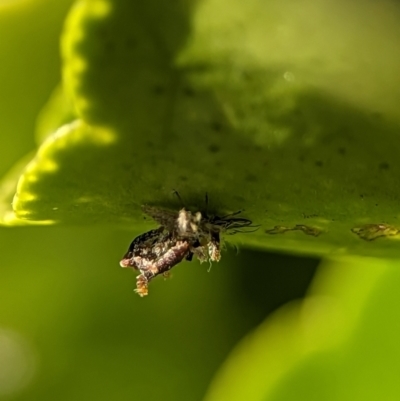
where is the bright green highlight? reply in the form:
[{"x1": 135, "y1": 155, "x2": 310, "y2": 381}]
[{"x1": 13, "y1": 120, "x2": 116, "y2": 224}]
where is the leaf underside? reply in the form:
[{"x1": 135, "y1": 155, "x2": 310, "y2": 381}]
[{"x1": 2, "y1": 0, "x2": 400, "y2": 259}]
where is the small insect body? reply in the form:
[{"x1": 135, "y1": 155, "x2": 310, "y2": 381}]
[
  {"x1": 121, "y1": 201, "x2": 258, "y2": 296},
  {"x1": 207, "y1": 231, "x2": 221, "y2": 262},
  {"x1": 134, "y1": 239, "x2": 191, "y2": 297},
  {"x1": 119, "y1": 227, "x2": 165, "y2": 268},
  {"x1": 142, "y1": 205, "x2": 202, "y2": 238},
  {"x1": 120, "y1": 228, "x2": 192, "y2": 296}
]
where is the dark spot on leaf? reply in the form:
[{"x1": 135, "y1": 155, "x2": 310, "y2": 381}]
[
  {"x1": 242, "y1": 71, "x2": 252, "y2": 81},
  {"x1": 338, "y1": 147, "x2": 346, "y2": 155},
  {"x1": 179, "y1": 176, "x2": 188, "y2": 182},
  {"x1": 302, "y1": 213, "x2": 318, "y2": 219},
  {"x1": 315, "y1": 160, "x2": 323, "y2": 167},
  {"x1": 211, "y1": 121, "x2": 223, "y2": 132},
  {"x1": 208, "y1": 144, "x2": 220, "y2": 153},
  {"x1": 183, "y1": 87, "x2": 195, "y2": 97},
  {"x1": 152, "y1": 85, "x2": 165, "y2": 95},
  {"x1": 360, "y1": 194, "x2": 364, "y2": 199},
  {"x1": 379, "y1": 162, "x2": 390, "y2": 170},
  {"x1": 298, "y1": 155, "x2": 305, "y2": 162},
  {"x1": 371, "y1": 111, "x2": 383, "y2": 120},
  {"x1": 246, "y1": 174, "x2": 257, "y2": 182}
]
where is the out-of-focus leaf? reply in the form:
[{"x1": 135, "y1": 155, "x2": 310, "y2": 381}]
[
  {"x1": 35, "y1": 85, "x2": 77, "y2": 144},
  {"x1": 0, "y1": 226, "x2": 271, "y2": 401},
  {"x1": 203, "y1": 257, "x2": 400, "y2": 401}
]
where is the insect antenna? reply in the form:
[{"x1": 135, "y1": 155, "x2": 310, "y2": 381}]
[
  {"x1": 218, "y1": 210, "x2": 243, "y2": 219},
  {"x1": 204, "y1": 192, "x2": 209, "y2": 215},
  {"x1": 225, "y1": 225, "x2": 260, "y2": 235},
  {"x1": 172, "y1": 189, "x2": 185, "y2": 207}
]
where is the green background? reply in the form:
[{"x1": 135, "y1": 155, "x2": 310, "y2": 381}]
[{"x1": 1, "y1": 0, "x2": 400, "y2": 400}]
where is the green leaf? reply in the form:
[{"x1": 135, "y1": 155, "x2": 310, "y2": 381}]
[
  {"x1": 35, "y1": 85, "x2": 77, "y2": 144},
  {"x1": 3, "y1": 0, "x2": 400, "y2": 258},
  {"x1": 12, "y1": 120, "x2": 117, "y2": 224},
  {"x1": 203, "y1": 257, "x2": 400, "y2": 401}
]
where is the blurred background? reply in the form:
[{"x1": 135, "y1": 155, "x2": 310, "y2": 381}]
[
  {"x1": 0, "y1": 227, "x2": 317, "y2": 400},
  {"x1": 2, "y1": 0, "x2": 400, "y2": 400},
  {"x1": 0, "y1": 2, "x2": 318, "y2": 400}
]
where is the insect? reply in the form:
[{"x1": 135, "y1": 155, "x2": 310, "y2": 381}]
[{"x1": 120, "y1": 196, "x2": 258, "y2": 297}]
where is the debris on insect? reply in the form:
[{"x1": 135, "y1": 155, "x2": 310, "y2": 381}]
[
  {"x1": 135, "y1": 238, "x2": 191, "y2": 297},
  {"x1": 120, "y1": 198, "x2": 258, "y2": 297},
  {"x1": 120, "y1": 227, "x2": 190, "y2": 296}
]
